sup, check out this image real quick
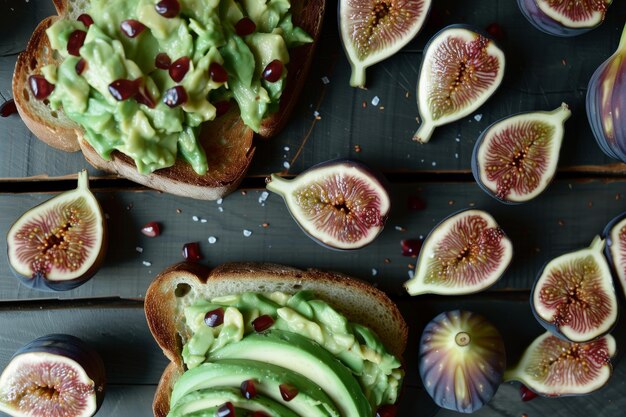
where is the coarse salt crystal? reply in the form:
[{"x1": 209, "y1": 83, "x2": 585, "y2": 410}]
[
  {"x1": 243, "y1": 229, "x2": 252, "y2": 237},
  {"x1": 284, "y1": 146, "x2": 290, "y2": 151},
  {"x1": 216, "y1": 198, "x2": 223, "y2": 205},
  {"x1": 218, "y1": 207, "x2": 224, "y2": 212},
  {"x1": 283, "y1": 161, "x2": 291, "y2": 169},
  {"x1": 455, "y1": 153, "x2": 459, "y2": 159},
  {"x1": 372, "y1": 268, "x2": 378, "y2": 276},
  {"x1": 432, "y1": 161, "x2": 437, "y2": 166},
  {"x1": 408, "y1": 270, "x2": 415, "y2": 279},
  {"x1": 258, "y1": 191, "x2": 269, "y2": 204},
  {"x1": 200, "y1": 219, "x2": 207, "y2": 223},
  {"x1": 143, "y1": 261, "x2": 152, "y2": 267},
  {"x1": 371, "y1": 96, "x2": 380, "y2": 106},
  {"x1": 136, "y1": 246, "x2": 143, "y2": 253},
  {"x1": 313, "y1": 110, "x2": 320, "y2": 118},
  {"x1": 474, "y1": 114, "x2": 483, "y2": 122},
  {"x1": 321, "y1": 76, "x2": 330, "y2": 84},
  {"x1": 208, "y1": 236, "x2": 217, "y2": 244},
  {"x1": 192, "y1": 215, "x2": 199, "y2": 222}
]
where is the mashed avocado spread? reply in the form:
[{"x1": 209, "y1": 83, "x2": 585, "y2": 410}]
[
  {"x1": 43, "y1": 0, "x2": 311, "y2": 174},
  {"x1": 170, "y1": 291, "x2": 404, "y2": 417}
]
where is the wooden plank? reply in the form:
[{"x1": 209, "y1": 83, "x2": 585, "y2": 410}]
[
  {"x1": 2, "y1": 0, "x2": 626, "y2": 181},
  {"x1": 1, "y1": 179, "x2": 625, "y2": 300}
]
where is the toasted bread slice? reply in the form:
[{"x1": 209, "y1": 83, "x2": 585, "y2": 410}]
[
  {"x1": 13, "y1": 0, "x2": 325, "y2": 199},
  {"x1": 145, "y1": 262, "x2": 408, "y2": 417}
]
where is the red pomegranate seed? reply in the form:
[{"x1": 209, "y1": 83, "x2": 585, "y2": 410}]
[
  {"x1": 235, "y1": 17, "x2": 256, "y2": 37},
  {"x1": 407, "y1": 195, "x2": 426, "y2": 211},
  {"x1": 120, "y1": 19, "x2": 146, "y2": 38},
  {"x1": 163, "y1": 86, "x2": 187, "y2": 108},
  {"x1": 182, "y1": 242, "x2": 202, "y2": 262},
  {"x1": 169, "y1": 56, "x2": 190, "y2": 82},
  {"x1": 209, "y1": 62, "x2": 228, "y2": 83},
  {"x1": 204, "y1": 308, "x2": 224, "y2": 327},
  {"x1": 401, "y1": 239, "x2": 422, "y2": 257},
  {"x1": 75, "y1": 58, "x2": 87, "y2": 75},
  {"x1": 155, "y1": 0, "x2": 180, "y2": 17},
  {"x1": 262, "y1": 60, "x2": 283, "y2": 82},
  {"x1": 108, "y1": 79, "x2": 140, "y2": 101},
  {"x1": 155, "y1": 52, "x2": 171, "y2": 69},
  {"x1": 28, "y1": 75, "x2": 55, "y2": 100},
  {"x1": 141, "y1": 222, "x2": 161, "y2": 237},
  {"x1": 279, "y1": 384, "x2": 298, "y2": 401},
  {"x1": 0, "y1": 99, "x2": 17, "y2": 117},
  {"x1": 252, "y1": 315, "x2": 274, "y2": 332},
  {"x1": 77, "y1": 13, "x2": 94, "y2": 27},
  {"x1": 134, "y1": 85, "x2": 157, "y2": 108},
  {"x1": 67, "y1": 30, "x2": 87, "y2": 56},
  {"x1": 216, "y1": 402, "x2": 235, "y2": 417},
  {"x1": 214, "y1": 100, "x2": 231, "y2": 117},
  {"x1": 376, "y1": 405, "x2": 397, "y2": 417},
  {"x1": 520, "y1": 384, "x2": 538, "y2": 402},
  {"x1": 486, "y1": 22, "x2": 506, "y2": 43},
  {"x1": 240, "y1": 379, "x2": 257, "y2": 399}
]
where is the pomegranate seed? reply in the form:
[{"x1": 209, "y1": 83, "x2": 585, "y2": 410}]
[
  {"x1": 67, "y1": 30, "x2": 87, "y2": 56},
  {"x1": 141, "y1": 222, "x2": 161, "y2": 237},
  {"x1": 486, "y1": 22, "x2": 506, "y2": 43},
  {"x1": 401, "y1": 239, "x2": 422, "y2": 257},
  {"x1": 216, "y1": 402, "x2": 235, "y2": 417},
  {"x1": 376, "y1": 405, "x2": 397, "y2": 417},
  {"x1": 204, "y1": 308, "x2": 224, "y2": 327},
  {"x1": 407, "y1": 195, "x2": 426, "y2": 211},
  {"x1": 235, "y1": 17, "x2": 256, "y2": 37},
  {"x1": 120, "y1": 20, "x2": 146, "y2": 38},
  {"x1": 28, "y1": 75, "x2": 55, "y2": 100},
  {"x1": 108, "y1": 79, "x2": 140, "y2": 101},
  {"x1": 134, "y1": 84, "x2": 156, "y2": 108},
  {"x1": 240, "y1": 379, "x2": 257, "y2": 399},
  {"x1": 155, "y1": 52, "x2": 171, "y2": 69},
  {"x1": 169, "y1": 56, "x2": 190, "y2": 82},
  {"x1": 77, "y1": 13, "x2": 94, "y2": 27},
  {"x1": 209, "y1": 62, "x2": 228, "y2": 83},
  {"x1": 182, "y1": 242, "x2": 202, "y2": 262},
  {"x1": 520, "y1": 384, "x2": 538, "y2": 402},
  {"x1": 262, "y1": 60, "x2": 283, "y2": 82},
  {"x1": 155, "y1": 0, "x2": 180, "y2": 17},
  {"x1": 214, "y1": 100, "x2": 230, "y2": 117},
  {"x1": 0, "y1": 99, "x2": 17, "y2": 117},
  {"x1": 163, "y1": 86, "x2": 187, "y2": 108},
  {"x1": 279, "y1": 384, "x2": 298, "y2": 401},
  {"x1": 75, "y1": 58, "x2": 87, "y2": 75},
  {"x1": 252, "y1": 315, "x2": 275, "y2": 332}
]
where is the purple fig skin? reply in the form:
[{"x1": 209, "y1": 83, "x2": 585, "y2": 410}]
[
  {"x1": 517, "y1": 0, "x2": 606, "y2": 37},
  {"x1": 603, "y1": 212, "x2": 626, "y2": 295},
  {"x1": 9, "y1": 334, "x2": 106, "y2": 412}
]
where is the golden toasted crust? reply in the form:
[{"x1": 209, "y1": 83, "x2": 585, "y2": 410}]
[{"x1": 145, "y1": 262, "x2": 409, "y2": 417}]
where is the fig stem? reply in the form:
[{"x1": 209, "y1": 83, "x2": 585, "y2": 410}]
[
  {"x1": 349, "y1": 64, "x2": 367, "y2": 88},
  {"x1": 413, "y1": 120, "x2": 435, "y2": 143},
  {"x1": 77, "y1": 169, "x2": 89, "y2": 191},
  {"x1": 551, "y1": 102, "x2": 572, "y2": 122},
  {"x1": 455, "y1": 332, "x2": 471, "y2": 346},
  {"x1": 265, "y1": 174, "x2": 291, "y2": 197}
]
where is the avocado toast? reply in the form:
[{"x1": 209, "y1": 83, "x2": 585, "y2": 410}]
[{"x1": 145, "y1": 262, "x2": 408, "y2": 417}]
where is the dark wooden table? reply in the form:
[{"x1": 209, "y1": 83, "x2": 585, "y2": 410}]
[{"x1": 1, "y1": 1, "x2": 626, "y2": 416}]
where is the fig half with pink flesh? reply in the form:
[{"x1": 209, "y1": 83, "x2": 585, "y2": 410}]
[
  {"x1": 518, "y1": 0, "x2": 612, "y2": 37},
  {"x1": 6, "y1": 170, "x2": 107, "y2": 291},
  {"x1": 413, "y1": 25, "x2": 505, "y2": 143},
  {"x1": 531, "y1": 236, "x2": 618, "y2": 343},
  {"x1": 472, "y1": 103, "x2": 571, "y2": 204},
  {"x1": 504, "y1": 331, "x2": 616, "y2": 396},
  {"x1": 404, "y1": 209, "x2": 513, "y2": 295},
  {"x1": 339, "y1": 0, "x2": 432, "y2": 87},
  {"x1": 266, "y1": 160, "x2": 390, "y2": 250},
  {"x1": 0, "y1": 334, "x2": 106, "y2": 417}
]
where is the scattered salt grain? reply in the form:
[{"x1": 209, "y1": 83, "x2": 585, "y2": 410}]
[
  {"x1": 192, "y1": 215, "x2": 199, "y2": 222},
  {"x1": 454, "y1": 153, "x2": 459, "y2": 159},
  {"x1": 321, "y1": 76, "x2": 330, "y2": 85},
  {"x1": 136, "y1": 246, "x2": 143, "y2": 253},
  {"x1": 395, "y1": 226, "x2": 406, "y2": 232},
  {"x1": 313, "y1": 110, "x2": 320, "y2": 118},
  {"x1": 371, "y1": 96, "x2": 380, "y2": 106},
  {"x1": 208, "y1": 236, "x2": 217, "y2": 244},
  {"x1": 258, "y1": 191, "x2": 269, "y2": 204},
  {"x1": 200, "y1": 219, "x2": 207, "y2": 223},
  {"x1": 218, "y1": 207, "x2": 224, "y2": 212},
  {"x1": 372, "y1": 268, "x2": 378, "y2": 277},
  {"x1": 432, "y1": 161, "x2": 437, "y2": 167},
  {"x1": 283, "y1": 161, "x2": 291, "y2": 169},
  {"x1": 217, "y1": 198, "x2": 223, "y2": 205},
  {"x1": 284, "y1": 146, "x2": 290, "y2": 151},
  {"x1": 408, "y1": 270, "x2": 415, "y2": 279},
  {"x1": 455, "y1": 137, "x2": 461, "y2": 142},
  {"x1": 243, "y1": 229, "x2": 252, "y2": 237},
  {"x1": 474, "y1": 114, "x2": 483, "y2": 122},
  {"x1": 143, "y1": 261, "x2": 152, "y2": 267}
]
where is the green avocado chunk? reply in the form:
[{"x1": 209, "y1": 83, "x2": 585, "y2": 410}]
[
  {"x1": 170, "y1": 359, "x2": 340, "y2": 417},
  {"x1": 209, "y1": 330, "x2": 373, "y2": 417}
]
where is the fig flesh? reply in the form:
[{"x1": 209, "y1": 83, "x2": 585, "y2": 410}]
[
  {"x1": 266, "y1": 160, "x2": 390, "y2": 250},
  {"x1": 404, "y1": 209, "x2": 513, "y2": 295},
  {"x1": 587, "y1": 23, "x2": 626, "y2": 163},
  {"x1": 339, "y1": 0, "x2": 432, "y2": 87},
  {"x1": 413, "y1": 25, "x2": 505, "y2": 144},
  {"x1": 0, "y1": 334, "x2": 106, "y2": 417},
  {"x1": 419, "y1": 310, "x2": 506, "y2": 413},
  {"x1": 504, "y1": 331, "x2": 616, "y2": 396},
  {"x1": 531, "y1": 236, "x2": 618, "y2": 343},
  {"x1": 472, "y1": 103, "x2": 571, "y2": 204},
  {"x1": 518, "y1": 0, "x2": 612, "y2": 37},
  {"x1": 603, "y1": 212, "x2": 626, "y2": 299},
  {"x1": 6, "y1": 170, "x2": 107, "y2": 291}
]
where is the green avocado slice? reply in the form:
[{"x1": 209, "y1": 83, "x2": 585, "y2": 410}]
[
  {"x1": 209, "y1": 330, "x2": 372, "y2": 417},
  {"x1": 170, "y1": 359, "x2": 340, "y2": 417},
  {"x1": 167, "y1": 387, "x2": 298, "y2": 417}
]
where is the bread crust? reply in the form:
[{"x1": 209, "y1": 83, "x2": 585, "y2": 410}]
[{"x1": 145, "y1": 262, "x2": 408, "y2": 417}]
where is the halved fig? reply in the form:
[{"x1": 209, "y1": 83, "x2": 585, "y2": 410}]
[
  {"x1": 518, "y1": 0, "x2": 612, "y2": 37},
  {"x1": 504, "y1": 331, "x2": 616, "y2": 396},
  {"x1": 419, "y1": 310, "x2": 506, "y2": 413},
  {"x1": 531, "y1": 236, "x2": 618, "y2": 343},
  {"x1": 404, "y1": 209, "x2": 513, "y2": 295},
  {"x1": 0, "y1": 334, "x2": 106, "y2": 417},
  {"x1": 6, "y1": 170, "x2": 107, "y2": 291},
  {"x1": 603, "y1": 212, "x2": 626, "y2": 298},
  {"x1": 339, "y1": 0, "x2": 432, "y2": 87},
  {"x1": 472, "y1": 103, "x2": 571, "y2": 204},
  {"x1": 266, "y1": 160, "x2": 390, "y2": 250},
  {"x1": 587, "y1": 23, "x2": 626, "y2": 163},
  {"x1": 413, "y1": 25, "x2": 505, "y2": 144}
]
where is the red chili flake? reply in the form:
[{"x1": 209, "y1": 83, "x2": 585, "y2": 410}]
[
  {"x1": 235, "y1": 17, "x2": 257, "y2": 37},
  {"x1": 520, "y1": 384, "x2": 538, "y2": 402},
  {"x1": 383, "y1": 258, "x2": 391, "y2": 264},
  {"x1": 279, "y1": 384, "x2": 298, "y2": 401},
  {"x1": 252, "y1": 315, "x2": 274, "y2": 332},
  {"x1": 0, "y1": 99, "x2": 17, "y2": 117},
  {"x1": 141, "y1": 222, "x2": 161, "y2": 237},
  {"x1": 558, "y1": 219, "x2": 565, "y2": 227},
  {"x1": 240, "y1": 379, "x2": 257, "y2": 399},
  {"x1": 376, "y1": 405, "x2": 397, "y2": 417},
  {"x1": 182, "y1": 242, "x2": 202, "y2": 262},
  {"x1": 204, "y1": 307, "x2": 224, "y2": 327},
  {"x1": 77, "y1": 14, "x2": 94, "y2": 27},
  {"x1": 401, "y1": 239, "x2": 422, "y2": 257},
  {"x1": 354, "y1": 144, "x2": 362, "y2": 153},
  {"x1": 262, "y1": 223, "x2": 270, "y2": 228}
]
